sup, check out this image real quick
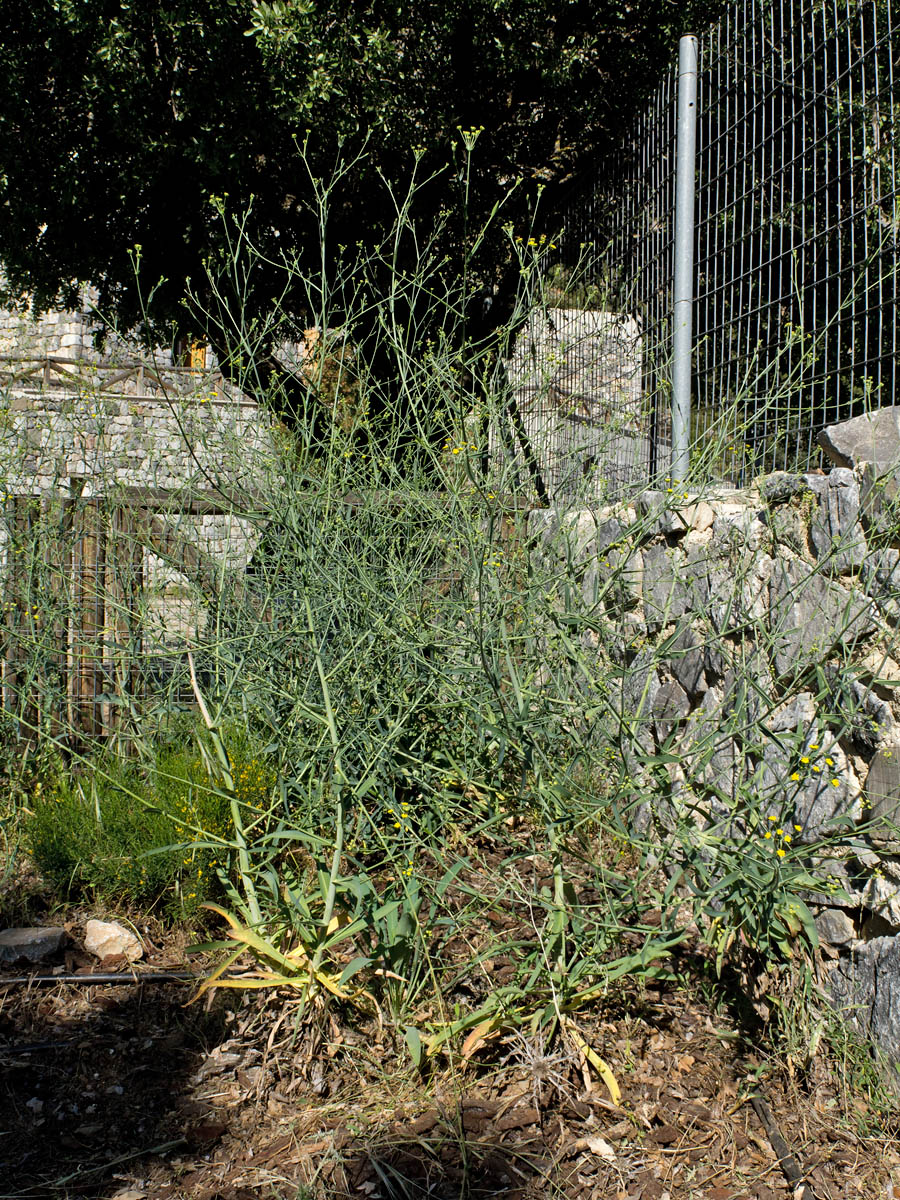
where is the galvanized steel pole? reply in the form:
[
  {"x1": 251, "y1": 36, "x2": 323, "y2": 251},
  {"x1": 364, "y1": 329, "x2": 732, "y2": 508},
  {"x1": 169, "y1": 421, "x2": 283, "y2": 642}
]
[{"x1": 671, "y1": 34, "x2": 698, "y2": 484}]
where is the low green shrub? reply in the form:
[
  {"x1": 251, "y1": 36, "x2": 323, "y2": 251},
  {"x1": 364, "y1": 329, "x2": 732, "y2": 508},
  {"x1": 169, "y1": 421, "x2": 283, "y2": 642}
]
[{"x1": 24, "y1": 733, "x2": 276, "y2": 916}]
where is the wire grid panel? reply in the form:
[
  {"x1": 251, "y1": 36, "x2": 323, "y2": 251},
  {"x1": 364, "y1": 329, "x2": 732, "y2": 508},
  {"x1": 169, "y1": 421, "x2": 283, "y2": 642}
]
[
  {"x1": 694, "y1": 0, "x2": 899, "y2": 481},
  {"x1": 562, "y1": 0, "x2": 898, "y2": 488}
]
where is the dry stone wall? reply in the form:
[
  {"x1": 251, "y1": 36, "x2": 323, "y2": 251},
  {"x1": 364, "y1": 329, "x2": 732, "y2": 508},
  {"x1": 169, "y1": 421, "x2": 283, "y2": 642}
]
[{"x1": 528, "y1": 429, "x2": 900, "y2": 1077}]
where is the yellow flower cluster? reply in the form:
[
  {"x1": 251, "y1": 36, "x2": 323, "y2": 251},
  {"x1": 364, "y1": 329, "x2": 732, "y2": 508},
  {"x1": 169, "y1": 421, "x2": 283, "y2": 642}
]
[
  {"x1": 763, "y1": 815, "x2": 803, "y2": 857},
  {"x1": 788, "y1": 742, "x2": 840, "y2": 788},
  {"x1": 234, "y1": 756, "x2": 273, "y2": 811}
]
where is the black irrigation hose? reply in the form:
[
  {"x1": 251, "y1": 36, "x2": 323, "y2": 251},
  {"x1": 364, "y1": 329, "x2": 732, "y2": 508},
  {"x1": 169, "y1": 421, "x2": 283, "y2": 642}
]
[{"x1": 0, "y1": 970, "x2": 205, "y2": 986}]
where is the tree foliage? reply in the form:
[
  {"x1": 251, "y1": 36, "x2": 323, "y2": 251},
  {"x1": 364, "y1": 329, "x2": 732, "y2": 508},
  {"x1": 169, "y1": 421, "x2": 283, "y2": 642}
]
[{"x1": 0, "y1": 0, "x2": 723, "y2": 403}]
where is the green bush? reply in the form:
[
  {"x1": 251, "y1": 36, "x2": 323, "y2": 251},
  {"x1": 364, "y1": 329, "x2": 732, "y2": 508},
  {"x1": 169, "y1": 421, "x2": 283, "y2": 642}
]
[{"x1": 24, "y1": 735, "x2": 275, "y2": 916}]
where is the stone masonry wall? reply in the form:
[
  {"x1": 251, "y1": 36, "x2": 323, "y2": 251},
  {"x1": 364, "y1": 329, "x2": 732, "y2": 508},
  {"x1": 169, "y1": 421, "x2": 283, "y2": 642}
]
[
  {"x1": 0, "y1": 312, "x2": 281, "y2": 649},
  {"x1": 528, "y1": 428, "x2": 900, "y2": 1077}
]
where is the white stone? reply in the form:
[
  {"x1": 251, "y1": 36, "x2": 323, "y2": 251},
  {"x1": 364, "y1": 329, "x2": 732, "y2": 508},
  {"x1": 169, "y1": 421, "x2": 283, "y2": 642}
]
[{"x1": 83, "y1": 919, "x2": 144, "y2": 962}]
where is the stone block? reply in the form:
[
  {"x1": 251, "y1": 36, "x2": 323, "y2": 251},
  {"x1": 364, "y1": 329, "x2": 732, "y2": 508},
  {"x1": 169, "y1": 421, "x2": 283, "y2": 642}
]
[
  {"x1": 806, "y1": 468, "x2": 867, "y2": 573},
  {"x1": 865, "y1": 750, "x2": 900, "y2": 841},
  {"x1": 792, "y1": 754, "x2": 860, "y2": 844},
  {"x1": 665, "y1": 622, "x2": 708, "y2": 698},
  {"x1": 753, "y1": 699, "x2": 860, "y2": 842},
  {"x1": 815, "y1": 908, "x2": 857, "y2": 946},
  {"x1": 527, "y1": 507, "x2": 598, "y2": 568},
  {"x1": 706, "y1": 552, "x2": 773, "y2": 632},
  {"x1": 652, "y1": 678, "x2": 691, "y2": 743},
  {"x1": 711, "y1": 507, "x2": 768, "y2": 554},
  {"x1": 634, "y1": 490, "x2": 683, "y2": 535},
  {"x1": 0, "y1": 926, "x2": 66, "y2": 964},
  {"x1": 819, "y1": 406, "x2": 900, "y2": 470},
  {"x1": 822, "y1": 668, "x2": 895, "y2": 750},
  {"x1": 675, "y1": 686, "x2": 746, "y2": 811},
  {"x1": 612, "y1": 646, "x2": 661, "y2": 753},
  {"x1": 642, "y1": 543, "x2": 692, "y2": 631},
  {"x1": 828, "y1": 935, "x2": 900, "y2": 1081},
  {"x1": 761, "y1": 472, "x2": 808, "y2": 503},
  {"x1": 768, "y1": 557, "x2": 877, "y2": 679},
  {"x1": 860, "y1": 462, "x2": 900, "y2": 543},
  {"x1": 682, "y1": 500, "x2": 716, "y2": 533},
  {"x1": 860, "y1": 548, "x2": 900, "y2": 623},
  {"x1": 764, "y1": 500, "x2": 811, "y2": 556},
  {"x1": 593, "y1": 518, "x2": 643, "y2": 610},
  {"x1": 861, "y1": 874, "x2": 900, "y2": 930},
  {"x1": 84, "y1": 918, "x2": 144, "y2": 962}
]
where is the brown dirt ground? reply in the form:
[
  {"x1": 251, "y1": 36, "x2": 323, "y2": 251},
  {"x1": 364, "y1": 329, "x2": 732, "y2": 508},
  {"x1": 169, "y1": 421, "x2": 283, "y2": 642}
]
[{"x1": 1, "y1": 912, "x2": 899, "y2": 1200}]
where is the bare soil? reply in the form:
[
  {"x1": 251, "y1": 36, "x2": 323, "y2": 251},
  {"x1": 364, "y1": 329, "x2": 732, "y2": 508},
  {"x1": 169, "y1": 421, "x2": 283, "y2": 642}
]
[{"x1": 1, "y1": 913, "x2": 898, "y2": 1200}]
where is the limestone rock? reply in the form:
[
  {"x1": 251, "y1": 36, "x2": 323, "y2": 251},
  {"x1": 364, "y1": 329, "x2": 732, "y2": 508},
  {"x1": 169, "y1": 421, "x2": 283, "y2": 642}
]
[
  {"x1": 829, "y1": 935, "x2": 900, "y2": 1082},
  {"x1": 665, "y1": 623, "x2": 708, "y2": 698},
  {"x1": 83, "y1": 919, "x2": 144, "y2": 963},
  {"x1": 641, "y1": 544, "x2": 708, "y2": 631},
  {"x1": 764, "y1": 499, "x2": 812, "y2": 556},
  {"x1": 819, "y1": 406, "x2": 900, "y2": 471},
  {"x1": 683, "y1": 500, "x2": 716, "y2": 534},
  {"x1": 859, "y1": 462, "x2": 900, "y2": 543},
  {"x1": 768, "y1": 557, "x2": 877, "y2": 679},
  {"x1": 861, "y1": 548, "x2": 900, "y2": 623},
  {"x1": 862, "y1": 874, "x2": 900, "y2": 930},
  {"x1": 634, "y1": 490, "x2": 684, "y2": 536},
  {"x1": 792, "y1": 736, "x2": 860, "y2": 844},
  {"x1": 0, "y1": 926, "x2": 66, "y2": 965},
  {"x1": 822, "y1": 669, "x2": 895, "y2": 750},
  {"x1": 753, "y1": 700, "x2": 860, "y2": 843},
  {"x1": 710, "y1": 507, "x2": 768, "y2": 554},
  {"x1": 652, "y1": 679, "x2": 691, "y2": 743},
  {"x1": 675, "y1": 687, "x2": 747, "y2": 811},
  {"x1": 705, "y1": 552, "x2": 773, "y2": 632},
  {"x1": 815, "y1": 908, "x2": 857, "y2": 946},
  {"x1": 642, "y1": 544, "x2": 690, "y2": 631},
  {"x1": 590, "y1": 518, "x2": 643, "y2": 610},
  {"x1": 720, "y1": 649, "x2": 774, "y2": 727},
  {"x1": 761, "y1": 472, "x2": 809, "y2": 503},
  {"x1": 865, "y1": 750, "x2": 900, "y2": 844},
  {"x1": 805, "y1": 469, "x2": 867, "y2": 573},
  {"x1": 613, "y1": 647, "x2": 661, "y2": 753},
  {"x1": 527, "y1": 508, "x2": 598, "y2": 568}
]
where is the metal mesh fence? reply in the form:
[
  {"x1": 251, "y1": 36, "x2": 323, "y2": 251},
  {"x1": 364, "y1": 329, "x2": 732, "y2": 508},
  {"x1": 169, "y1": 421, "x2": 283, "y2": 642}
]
[{"x1": 553, "y1": 0, "x2": 899, "y2": 491}]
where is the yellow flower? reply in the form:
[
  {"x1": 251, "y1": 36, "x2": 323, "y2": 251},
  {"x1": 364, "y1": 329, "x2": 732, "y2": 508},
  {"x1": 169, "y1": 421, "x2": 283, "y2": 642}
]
[
  {"x1": 776, "y1": 849, "x2": 786, "y2": 857},
  {"x1": 800, "y1": 756, "x2": 810, "y2": 764},
  {"x1": 790, "y1": 772, "x2": 800, "y2": 781},
  {"x1": 764, "y1": 831, "x2": 773, "y2": 839},
  {"x1": 768, "y1": 815, "x2": 777, "y2": 822},
  {"x1": 794, "y1": 824, "x2": 802, "y2": 831},
  {"x1": 783, "y1": 834, "x2": 792, "y2": 843},
  {"x1": 831, "y1": 778, "x2": 840, "y2": 787}
]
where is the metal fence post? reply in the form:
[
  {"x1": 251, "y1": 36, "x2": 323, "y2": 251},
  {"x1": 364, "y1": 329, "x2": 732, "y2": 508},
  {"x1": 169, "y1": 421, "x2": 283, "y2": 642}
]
[{"x1": 671, "y1": 34, "x2": 698, "y2": 484}]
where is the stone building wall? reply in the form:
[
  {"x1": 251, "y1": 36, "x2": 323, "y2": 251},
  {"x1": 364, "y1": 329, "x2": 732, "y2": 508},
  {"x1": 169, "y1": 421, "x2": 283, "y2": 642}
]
[{"x1": 0, "y1": 307, "x2": 281, "y2": 675}]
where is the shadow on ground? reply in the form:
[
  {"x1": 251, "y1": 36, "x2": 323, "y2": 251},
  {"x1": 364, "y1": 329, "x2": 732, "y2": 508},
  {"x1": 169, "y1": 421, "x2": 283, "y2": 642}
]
[{"x1": 0, "y1": 980, "x2": 227, "y2": 1199}]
